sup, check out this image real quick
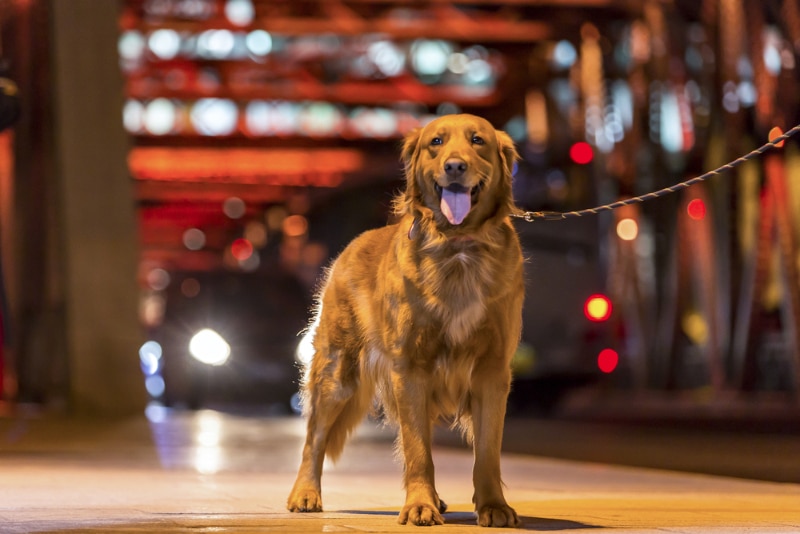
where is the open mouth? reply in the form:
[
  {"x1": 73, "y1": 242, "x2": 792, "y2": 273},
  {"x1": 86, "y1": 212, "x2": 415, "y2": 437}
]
[{"x1": 433, "y1": 182, "x2": 484, "y2": 225}]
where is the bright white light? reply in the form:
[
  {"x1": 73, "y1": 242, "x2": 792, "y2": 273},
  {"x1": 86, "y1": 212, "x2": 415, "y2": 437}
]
[
  {"x1": 464, "y1": 58, "x2": 492, "y2": 84},
  {"x1": 660, "y1": 90, "x2": 683, "y2": 153},
  {"x1": 296, "y1": 315, "x2": 319, "y2": 365},
  {"x1": 196, "y1": 410, "x2": 222, "y2": 446},
  {"x1": 148, "y1": 29, "x2": 181, "y2": 60},
  {"x1": 197, "y1": 30, "x2": 235, "y2": 59},
  {"x1": 246, "y1": 30, "x2": 273, "y2": 57},
  {"x1": 189, "y1": 329, "x2": 231, "y2": 366},
  {"x1": 123, "y1": 99, "x2": 145, "y2": 133},
  {"x1": 245, "y1": 100, "x2": 270, "y2": 135},
  {"x1": 195, "y1": 445, "x2": 221, "y2": 474},
  {"x1": 190, "y1": 98, "x2": 238, "y2": 136},
  {"x1": 368, "y1": 41, "x2": 405, "y2": 77},
  {"x1": 144, "y1": 98, "x2": 177, "y2": 135},
  {"x1": 194, "y1": 411, "x2": 223, "y2": 474},
  {"x1": 411, "y1": 40, "x2": 451, "y2": 77},
  {"x1": 118, "y1": 30, "x2": 146, "y2": 61},
  {"x1": 225, "y1": 0, "x2": 255, "y2": 26}
]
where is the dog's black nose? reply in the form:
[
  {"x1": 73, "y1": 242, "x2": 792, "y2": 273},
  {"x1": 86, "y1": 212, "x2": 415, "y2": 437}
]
[{"x1": 444, "y1": 158, "x2": 467, "y2": 178}]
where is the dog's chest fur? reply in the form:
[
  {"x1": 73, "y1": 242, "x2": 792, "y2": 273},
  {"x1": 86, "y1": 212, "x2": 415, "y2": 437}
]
[
  {"x1": 421, "y1": 251, "x2": 489, "y2": 344},
  {"x1": 406, "y1": 236, "x2": 507, "y2": 346}
]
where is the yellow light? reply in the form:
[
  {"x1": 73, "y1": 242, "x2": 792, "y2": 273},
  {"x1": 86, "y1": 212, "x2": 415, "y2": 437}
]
[
  {"x1": 616, "y1": 218, "x2": 638, "y2": 241},
  {"x1": 681, "y1": 310, "x2": 708, "y2": 345},
  {"x1": 585, "y1": 294, "x2": 612, "y2": 322}
]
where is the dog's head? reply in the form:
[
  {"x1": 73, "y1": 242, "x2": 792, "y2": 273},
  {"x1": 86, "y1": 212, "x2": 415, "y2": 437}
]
[{"x1": 397, "y1": 114, "x2": 519, "y2": 233}]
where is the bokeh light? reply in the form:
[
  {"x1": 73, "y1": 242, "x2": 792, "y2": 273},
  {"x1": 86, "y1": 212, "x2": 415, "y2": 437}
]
[
  {"x1": 616, "y1": 218, "x2": 639, "y2": 241},
  {"x1": 584, "y1": 294, "x2": 612, "y2": 322},
  {"x1": 597, "y1": 348, "x2": 619, "y2": 373},
  {"x1": 569, "y1": 141, "x2": 594, "y2": 164},
  {"x1": 230, "y1": 238, "x2": 254, "y2": 261},
  {"x1": 687, "y1": 198, "x2": 706, "y2": 221},
  {"x1": 189, "y1": 329, "x2": 231, "y2": 366}
]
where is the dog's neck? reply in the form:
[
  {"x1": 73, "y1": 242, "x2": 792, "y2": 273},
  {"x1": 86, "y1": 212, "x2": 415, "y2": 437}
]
[{"x1": 407, "y1": 216, "x2": 476, "y2": 244}]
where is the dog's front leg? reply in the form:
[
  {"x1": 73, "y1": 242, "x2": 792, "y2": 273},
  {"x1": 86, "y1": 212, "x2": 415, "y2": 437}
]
[
  {"x1": 392, "y1": 367, "x2": 444, "y2": 526},
  {"x1": 470, "y1": 368, "x2": 520, "y2": 528}
]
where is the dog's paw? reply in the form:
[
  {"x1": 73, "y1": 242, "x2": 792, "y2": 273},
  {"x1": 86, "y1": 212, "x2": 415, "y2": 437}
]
[
  {"x1": 398, "y1": 503, "x2": 445, "y2": 526},
  {"x1": 476, "y1": 503, "x2": 520, "y2": 528},
  {"x1": 287, "y1": 488, "x2": 323, "y2": 513}
]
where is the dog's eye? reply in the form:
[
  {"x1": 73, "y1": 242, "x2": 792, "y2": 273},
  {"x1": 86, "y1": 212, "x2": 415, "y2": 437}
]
[
  {"x1": 431, "y1": 137, "x2": 443, "y2": 146},
  {"x1": 472, "y1": 135, "x2": 485, "y2": 145}
]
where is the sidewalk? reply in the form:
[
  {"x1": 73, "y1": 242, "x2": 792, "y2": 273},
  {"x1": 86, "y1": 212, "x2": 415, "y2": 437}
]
[{"x1": 0, "y1": 408, "x2": 798, "y2": 533}]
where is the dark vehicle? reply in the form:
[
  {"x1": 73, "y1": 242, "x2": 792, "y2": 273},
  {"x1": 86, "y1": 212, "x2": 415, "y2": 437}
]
[
  {"x1": 508, "y1": 216, "x2": 617, "y2": 415},
  {"x1": 151, "y1": 271, "x2": 310, "y2": 413}
]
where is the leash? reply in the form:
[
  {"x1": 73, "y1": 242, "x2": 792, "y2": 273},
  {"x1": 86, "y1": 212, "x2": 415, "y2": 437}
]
[{"x1": 511, "y1": 124, "x2": 800, "y2": 222}]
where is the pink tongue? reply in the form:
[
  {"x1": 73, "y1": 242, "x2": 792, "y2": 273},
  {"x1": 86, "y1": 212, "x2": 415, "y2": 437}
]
[{"x1": 440, "y1": 188, "x2": 471, "y2": 225}]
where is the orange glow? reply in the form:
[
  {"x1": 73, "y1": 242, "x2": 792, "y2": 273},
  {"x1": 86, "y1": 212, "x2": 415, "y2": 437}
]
[
  {"x1": 769, "y1": 126, "x2": 785, "y2": 148},
  {"x1": 584, "y1": 294, "x2": 612, "y2": 322},
  {"x1": 128, "y1": 147, "x2": 358, "y2": 186},
  {"x1": 282, "y1": 215, "x2": 308, "y2": 238}
]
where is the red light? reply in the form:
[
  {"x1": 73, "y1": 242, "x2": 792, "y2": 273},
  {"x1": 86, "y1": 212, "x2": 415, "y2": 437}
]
[
  {"x1": 687, "y1": 198, "x2": 706, "y2": 221},
  {"x1": 597, "y1": 348, "x2": 619, "y2": 373},
  {"x1": 231, "y1": 238, "x2": 253, "y2": 261},
  {"x1": 569, "y1": 142, "x2": 594, "y2": 165},
  {"x1": 584, "y1": 294, "x2": 612, "y2": 322}
]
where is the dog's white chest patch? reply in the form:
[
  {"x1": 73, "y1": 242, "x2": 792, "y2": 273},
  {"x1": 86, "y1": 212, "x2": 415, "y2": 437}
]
[{"x1": 445, "y1": 300, "x2": 485, "y2": 344}]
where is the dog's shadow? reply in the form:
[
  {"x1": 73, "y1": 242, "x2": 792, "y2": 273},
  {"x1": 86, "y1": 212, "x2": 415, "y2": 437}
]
[{"x1": 340, "y1": 510, "x2": 602, "y2": 530}]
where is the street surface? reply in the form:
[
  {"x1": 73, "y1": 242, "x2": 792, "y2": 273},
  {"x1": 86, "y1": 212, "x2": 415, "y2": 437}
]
[{"x1": 0, "y1": 408, "x2": 798, "y2": 533}]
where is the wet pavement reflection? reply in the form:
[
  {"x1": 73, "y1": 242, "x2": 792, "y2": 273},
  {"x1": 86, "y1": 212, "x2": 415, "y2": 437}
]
[{"x1": 0, "y1": 408, "x2": 798, "y2": 533}]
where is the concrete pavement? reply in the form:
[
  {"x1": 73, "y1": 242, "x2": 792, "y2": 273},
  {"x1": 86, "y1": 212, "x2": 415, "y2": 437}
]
[{"x1": 0, "y1": 408, "x2": 798, "y2": 533}]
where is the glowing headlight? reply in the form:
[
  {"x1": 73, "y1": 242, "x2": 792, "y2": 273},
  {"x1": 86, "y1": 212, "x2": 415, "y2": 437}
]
[{"x1": 189, "y1": 328, "x2": 231, "y2": 366}]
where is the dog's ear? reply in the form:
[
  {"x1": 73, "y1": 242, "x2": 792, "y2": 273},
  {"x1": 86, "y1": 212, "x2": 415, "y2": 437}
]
[
  {"x1": 495, "y1": 129, "x2": 519, "y2": 178},
  {"x1": 401, "y1": 127, "x2": 422, "y2": 176},
  {"x1": 395, "y1": 127, "x2": 423, "y2": 216},
  {"x1": 494, "y1": 129, "x2": 519, "y2": 219}
]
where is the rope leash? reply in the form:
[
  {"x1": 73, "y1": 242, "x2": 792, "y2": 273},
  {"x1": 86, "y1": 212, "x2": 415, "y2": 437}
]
[{"x1": 512, "y1": 124, "x2": 800, "y2": 222}]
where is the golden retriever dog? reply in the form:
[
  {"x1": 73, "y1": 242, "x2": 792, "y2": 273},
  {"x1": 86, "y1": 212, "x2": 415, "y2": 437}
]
[{"x1": 287, "y1": 114, "x2": 523, "y2": 527}]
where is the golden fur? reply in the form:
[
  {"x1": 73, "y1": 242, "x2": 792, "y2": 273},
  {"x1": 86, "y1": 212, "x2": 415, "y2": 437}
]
[{"x1": 287, "y1": 114, "x2": 524, "y2": 527}]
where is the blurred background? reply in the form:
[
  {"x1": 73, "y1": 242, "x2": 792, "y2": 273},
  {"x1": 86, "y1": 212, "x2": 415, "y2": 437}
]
[{"x1": 0, "y1": 0, "x2": 799, "y2": 420}]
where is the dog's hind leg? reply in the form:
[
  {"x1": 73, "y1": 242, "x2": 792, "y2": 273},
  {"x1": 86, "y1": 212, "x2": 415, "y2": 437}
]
[{"x1": 287, "y1": 348, "x2": 368, "y2": 513}]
